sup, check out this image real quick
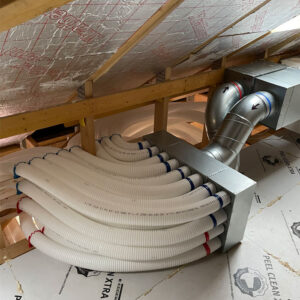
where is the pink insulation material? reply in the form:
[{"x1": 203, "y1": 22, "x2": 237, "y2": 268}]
[{"x1": 0, "y1": 0, "x2": 300, "y2": 118}]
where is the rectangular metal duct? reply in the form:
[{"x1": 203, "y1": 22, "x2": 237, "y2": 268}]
[
  {"x1": 225, "y1": 60, "x2": 300, "y2": 130},
  {"x1": 144, "y1": 130, "x2": 256, "y2": 252}
]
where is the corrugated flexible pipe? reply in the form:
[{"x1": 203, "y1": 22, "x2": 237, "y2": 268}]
[
  {"x1": 203, "y1": 91, "x2": 275, "y2": 165},
  {"x1": 3, "y1": 137, "x2": 229, "y2": 271}
]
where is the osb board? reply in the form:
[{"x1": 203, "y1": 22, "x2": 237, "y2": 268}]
[{"x1": 1, "y1": 129, "x2": 300, "y2": 299}]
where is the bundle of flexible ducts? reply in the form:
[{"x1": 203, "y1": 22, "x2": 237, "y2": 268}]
[{"x1": 1, "y1": 134, "x2": 230, "y2": 272}]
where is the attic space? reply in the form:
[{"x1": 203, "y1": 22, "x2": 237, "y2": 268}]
[{"x1": 0, "y1": 1, "x2": 300, "y2": 299}]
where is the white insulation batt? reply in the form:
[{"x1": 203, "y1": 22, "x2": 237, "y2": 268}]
[
  {"x1": 1, "y1": 129, "x2": 300, "y2": 299},
  {"x1": 1, "y1": 0, "x2": 300, "y2": 117}
]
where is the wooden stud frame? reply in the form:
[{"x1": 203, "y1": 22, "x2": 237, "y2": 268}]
[
  {"x1": 80, "y1": 80, "x2": 96, "y2": 155},
  {"x1": 0, "y1": 69, "x2": 224, "y2": 139},
  {"x1": 154, "y1": 67, "x2": 172, "y2": 132}
]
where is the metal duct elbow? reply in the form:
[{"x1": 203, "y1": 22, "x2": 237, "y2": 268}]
[
  {"x1": 205, "y1": 81, "x2": 244, "y2": 140},
  {"x1": 203, "y1": 91, "x2": 275, "y2": 165}
]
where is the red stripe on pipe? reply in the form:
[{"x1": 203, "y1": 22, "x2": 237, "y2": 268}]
[
  {"x1": 204, "y1": 232, "x2": 210, "y2": 242},
  {"x1": 231, "y1": 81, "x2": 242, "y2": 99},
  {"x1": 28, "y1": 227, "x2": 45, "y2": 248},
  {"x1": 203, "y1": 243, "x2": 211, "y2": 255},
  {"x1": 16, "y1": 196, "x2": 27, "y2": 214}
]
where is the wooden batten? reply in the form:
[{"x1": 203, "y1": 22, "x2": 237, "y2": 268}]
[
  {"x1": 80, "y1": 80, "x2": 96, "y2": 155},
  {"x1": 0, "y1": 69, "x2": 224, "y2": 139},
  {"x1": 267, "y1": 32, "x2": 300, "y2": 55},
  {"x1": 0, "y1": 0, "x2": 73, "y2": 33},
  {"x1": 173, "y1": 0, "x2": 272, "y2": 66},
  {"x1": 88, "y1": 0, "x2": 184, "y2": 83},
  {"x1": 154, "y1": 67, "x2": 172, "y2": 132}
]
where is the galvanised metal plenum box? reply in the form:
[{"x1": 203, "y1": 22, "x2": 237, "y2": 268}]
[
  {"x1": 225, "y1": 60, "x2": 286, "y2": 95},
  {"x1": 225, "y1": 60, "x2": 300, "y2": 130},
  {"x1": 254, "y1": 67, "x2": 300, "y2": 130}
]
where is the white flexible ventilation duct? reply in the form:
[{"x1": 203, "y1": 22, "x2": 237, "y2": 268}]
[{"x1": 1, "y1": 135, "x2": 229, "y2": 272}]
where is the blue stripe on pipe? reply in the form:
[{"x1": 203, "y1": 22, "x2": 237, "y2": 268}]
[
  {"x1": 177, "y1": 168, "x2": 185, "y2": 179},
  {"x1": 209, "y1": 214, "x2": 217, "y2": 227},
  {"x1": 28, "y1": 157, "x2": 42, "y2": 164},
  {"x1": 256, "y1": 92, "x2": 272, "y2": 117},
  {"x1": 13, "y1": 161, "x2": 26, "y2": 179},
  {"x1": 163, "y1": 161, "x2": 171, "y2": 172},
  {"x1": 16, "y1": 182, "x2": 22, "y2": 195},
  {"x1": 201, "y1": 184, "x2": 212, "y2": 196},
  {"x1": 68, "y1": 145, "x2": 81, "y2": 152},
  {"x1": 146, "y1": 148, "x2": 153, "y2": 157},
  {"x1": 42, "y1": 152, "x2": 56, "y2": 159},
  {"x1": 138, "y1": 142, "x2": 143, "y2": 150},
  {"x1": 157, "y1": 154, "x2": 164, "y2": 162},
  {"x1": 56, "y1": 149, "x2": 68, "y2": 156},
  {"x1": 213, "y1": 194, "x2": 223, "y2": 208},
  {"x1": 186, "y1": 177, "x2": 195, "y2": 191}
]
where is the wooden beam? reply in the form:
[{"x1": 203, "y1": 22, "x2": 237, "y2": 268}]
[
  {"x1": 80, "y1": 81, "x2": 96, "y2": 155},
  {"x1": 227, "y1": 32, "x2": 271, "y2": 58},
  {"x1": 268, "y1": 32, "x2": 300, "y2": 55},
  {"x1": 88, "y1": 0, "x2": 184, "y2": 82},
  {"x1": 154, "y1": 98, "x2": 169, "y2": 132},
  {"x1": 154, "y1": 67, "x2": 172, "y2": 132},
  {"x1": 0, "y1": 144, "x2": 20, "y2": 157},
  {"x1": 25, "y1": 135, "x2": 38, "y2": 148},
  {"x1": 0, "y1": 0, "x2": 72, "y2": 33},
  {"x1": 0, "y1": 238, "x2": 32, "y2": 264},
  {"x1": 0, "y1": 69, "x2": 224, "y2": 139},
  {"x1": 195, "y1": 86, "x2": 216, "y2": 149},
  {"x1": 267, "y1": 49, "x2": 300, "y2": 63},
  {"x1": 173, "y1": 0, "x2": 272, "y2": 66}
]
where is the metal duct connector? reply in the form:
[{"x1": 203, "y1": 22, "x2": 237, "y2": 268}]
[
  {"x1": 203, "y1": 91, "x2": 275, "y2": 165},
  {"x1": 205, "y1": 81, "x2": 244, "y2": 140}
]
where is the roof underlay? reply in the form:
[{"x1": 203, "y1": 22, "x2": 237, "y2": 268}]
[{"x1": 1, "y1": 0, "x2": 300, "y2": 117}]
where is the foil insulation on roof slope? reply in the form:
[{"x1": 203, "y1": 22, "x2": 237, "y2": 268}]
[
  {"x1": 234, "y1": 29, "x2": 300, "y2": 57},
  {"x1": 1, "y1": 0, "x2": 300, "y2": 117},
  {"x1": 169, "y1": 0, "x2": 300, "y2": 80},
  {"x1": 93, "y1": 0, "x2": 300, "y2": 96},
  {"x1": 0, "y1": 0, "x2": 168, "y2": 116},
  {"x1": 272, "y1": 36, "x2": 300, "y2": 55},
  {"x1": 92, "y1": 0, "x2": 266, "y2": 96}
]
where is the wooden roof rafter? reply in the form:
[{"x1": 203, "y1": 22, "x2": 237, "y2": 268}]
[
  {"x1": 88, "y1": 0, "x2": 185, "y2": 83},
  {"x1": 0, "y1": 0, "x2": 73, "y2": 33},
  {"x1": 66, "y1": 0, "x2": 185, "y2": 102},
  {"x1": 267, "y1": 32, "x2": 300, "y2": 56},
  {"x1": 0, "y1": 69, "x2": 225, "y2": 139},
  {"x1": 172, "y1": 0, "x2": 272, "y2": 68}
]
